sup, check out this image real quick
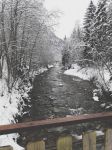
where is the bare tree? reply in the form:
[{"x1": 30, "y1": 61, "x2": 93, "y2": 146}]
[{"x1": 0, "y1": 0, "x2": 59, "y2": 90}]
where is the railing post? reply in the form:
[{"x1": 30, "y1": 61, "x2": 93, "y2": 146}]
[
  {"x1": 57, "y1": 136, "x2": 72, "y2": 150},
  {"x1": 83, "y1": 131, "x2": 96, "y2": 150},
  {"x1": 105, "y1": 129, "x2": 112, "y2": 150},
  {"x1": 26, "y1": 140, "x2": 45, "y2": 150}
]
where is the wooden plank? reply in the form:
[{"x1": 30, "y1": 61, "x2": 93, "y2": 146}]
[
  {"x1": 105, "y1": 129, "x2": 112, "y2": 150},
  {"x1": 27, "y1": 140, "x2": 45, "y2": 150},
  {"x1": 0, "y1": 112, "x2": 112, "y2": 134},
  {"x1": 0, "y1": 146, "x2": 13, "y2": 150},
  {"x1": 57, "y1": 136, "x2": 72, "y2": 150},
  {"x1": 83, "y1": 131, "x2": 96, "y2": 150}
]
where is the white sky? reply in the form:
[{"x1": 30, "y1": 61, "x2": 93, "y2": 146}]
[{"x1": 44, "y1": 0, "x2": 98, "y2": 39}]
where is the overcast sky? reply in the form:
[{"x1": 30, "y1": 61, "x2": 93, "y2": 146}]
[{"x1": 44, "y1": 0, "x2": 98, "y2": 39}]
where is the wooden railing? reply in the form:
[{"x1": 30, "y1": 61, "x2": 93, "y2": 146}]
[{"x1": 0, "y1": 112, "x2": 112, "y2": 150}]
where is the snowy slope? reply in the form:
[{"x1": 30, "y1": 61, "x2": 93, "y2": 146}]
[
  {"x1": 64, "y1": 64, "x2": 111, "y2": 89},
  {"x1": 0, "y1": 65, "x2": 50, "y2": 149},
  {"x1": 0, "y1": 79, "x2": 25, "y2": 149}
]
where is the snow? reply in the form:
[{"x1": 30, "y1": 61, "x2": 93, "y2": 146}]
[
  {"x1": 0, "y1": 134, "x2": 24, "y2": 150},
  {"x1": 64, "y1": 64, "x2": 102, "y2": 81},
  {"x1": 59, "y1": 83, "x2": 63, "y2": 86},
  {"x1": 64, "y1": 64, "x2": 110, "y2": 84},
  {"x1": 93, "y1": 96, "x2": 99, "y2": 102},
  {"x1": 93, "y1": 90, "x2": 99, "y2": 102},
  {"x1": 105, "y1": 105, "x2": 111, "y2": 109},
  {"x1": 64, "y1": 63, "x2": 112, "y2": 104},
  {"x1": 2, "y1": 56, "x2": 8, "y2": 80},
  {"x1": 48, "y1": 64, "x2": 54, "y2": 68},
  {"x1": 0, "y1": 78, "x2": 32, "y2": 150},
  {"x1": 96, "y1": 131, "x2": 104, "y2": 136},
  {"x1": 71, "y1": 134, "x2": 82, "y2": 140},
  {"x1": 0, "y1": 81, "x2": 24, "y2": 149},
  {"x1": 100, "y1": 103, "x2": 106, "y2": 108},
  {"x1": 69, "y1": 107, "x2": 84, "y2": 115},
  {"x1": 30, "y1": 67, "x2": 48, "y2": 77},
  {"x1": 64, "y1": 64, "x2": 112, "y2": 91}
]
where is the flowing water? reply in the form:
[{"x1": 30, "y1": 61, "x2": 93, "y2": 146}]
[{"x1": 29, "y1": 65, "x2": 101, "y2": 119}]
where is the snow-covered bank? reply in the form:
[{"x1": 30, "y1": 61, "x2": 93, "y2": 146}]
[
  {"x1": 64, "y1": 64, "x2": 93, "y2": 80},
  {"x1": 64, "y1": 64, "x2": 111, "y2": 89},
  {"x1": 0, "y1": 65, "x2": 52, "y2": 149},
  {"x1": 65, "y1": 64, "x2": 109, "y2": 82},
  {"x1": 29, "y1": 65, "x2": 54, "y2": 77},
  {"x1": 0, "y1": 79, "x2": 26, "y2": 150},
  {"x1": 64, "y1": 64, "x2": 112, "y2": 102}
]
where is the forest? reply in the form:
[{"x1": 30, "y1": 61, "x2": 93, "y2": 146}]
[
  {"x1": 63, "y1": 0, "x2": 112, "y2": 98},
  {"x1": 0, "y1": 0, "x2": 63, "y2": 92}
]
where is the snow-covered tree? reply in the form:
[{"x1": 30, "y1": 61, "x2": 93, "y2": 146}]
[
  {"x1": 62, "y1": 36, "x2": 71, "y2": 69},
  {"x1": 84, "y1": 0, "x2": 96, "y2": 42},
  {"x1": 70, "y1": 25, "x2": 84, "y2": 63},
  {"x1": 0, "y1": 0, "x2": 60, "y2": 90},
  {"x1": 91, "y1": 0, "x2": 108, "y2": 60},
  {"x1": 106, "y1": 1, "x2": 112, "y2": 62},
  {"x1": 83, "y1": 0, "x2": 96, "y2": 59}
]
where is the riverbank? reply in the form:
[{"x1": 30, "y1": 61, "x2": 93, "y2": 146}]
[
  {"x1": 0, "y1": 65, "x2": 52, "y2": 149},
  {"x1": 64, "y1": 64, "x2": 112, "y2": 105},
  {"x1": 64, "y1": 64, "x2": 110, "y2": 84},
  {"x1": 0, "y1": 79, "x2": 25, "y2": 150}
]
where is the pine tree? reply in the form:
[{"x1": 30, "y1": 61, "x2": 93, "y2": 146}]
[
  {"x1": 83, "y1": 0, "x2": 96, "y2": 59},
  {"x1": 84, "y1": 0, "x2": 96, "y2": 42},
  {"x1": 62, "y1": 36, "x2": 71, "y2": 69},
  {"x1": 71, "y1": 26, "x2": 83, "y2": 43},
  {"x1": 70, "y1": 26, "x2": 84, "y2": 62},
  {"x1": 91, "y1": 0, "x2": 108, "y2": 58},
  {"x1": 106, "y1": 1, "x2": 112, "y2": 61}
]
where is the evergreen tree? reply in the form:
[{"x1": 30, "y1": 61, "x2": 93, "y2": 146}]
[
  {"x1": 91, "y1": 0, "x2": 108, "y2": 60},
  {"x1": 71, "y1": 26, "x2": 83, "y2": 43},
  {"x1": 62, "y1": 36, "x2": 71, "y2": 69},
  {"x1": 70, "y1": 26, "x2": 84, "y2": 62},
  {"x1": 106, "y1": 1, "x2": 112, "y2": 61},
  {"x1": 83, "y1": 0, "x2": 96, "y2": 59},
  {"x1": 84, "y1": 0, "x2": 96, "y2": 42}
]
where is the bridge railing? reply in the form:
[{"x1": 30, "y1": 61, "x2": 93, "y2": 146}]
[{"x1": 0, "y1": 112, "x2": 112, "y2": 150}]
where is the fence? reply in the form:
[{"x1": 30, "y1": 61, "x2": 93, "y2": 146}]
[{"x1": 0, "y1": 112, "x2": 112, "y2": 150}]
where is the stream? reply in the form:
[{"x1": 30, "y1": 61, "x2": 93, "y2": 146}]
[
  {"x1": 18, "y1": 64, "x2": 104, "y2": 149},
  {"x1": 29, "y1": 64, "x2": 101, "y2": 119}
]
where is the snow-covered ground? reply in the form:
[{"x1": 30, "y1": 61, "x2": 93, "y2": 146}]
[
  {"x1": 64, "y1": 64, "x2": 110, "y2": 83},
  {"x1": 0, "y1": 79, "x2": 26, "y2": 150}
]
